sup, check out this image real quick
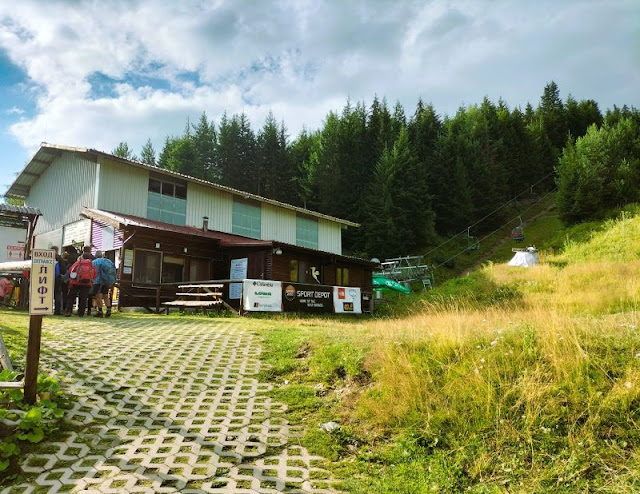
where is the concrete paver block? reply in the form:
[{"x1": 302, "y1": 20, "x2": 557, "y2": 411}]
[{"x1": 4, "y1": 317, "x2": 336, "y2": 492}]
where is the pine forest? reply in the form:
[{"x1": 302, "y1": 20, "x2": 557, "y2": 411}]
[{"x1": 113, "y1": 81, "x2": 640, "y2": 260}]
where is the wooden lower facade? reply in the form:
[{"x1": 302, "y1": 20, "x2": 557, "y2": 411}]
[{"x1": 80, "y1": 209, "x2": 375, "y2": 311}]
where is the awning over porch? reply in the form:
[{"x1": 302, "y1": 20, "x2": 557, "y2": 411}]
[{"x1": 80, "y1": 208, "x2": 273, "y2": 248}]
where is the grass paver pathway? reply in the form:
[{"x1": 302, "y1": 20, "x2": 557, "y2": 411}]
[{"x1": 3, "y1": 316, "x2": 335, "y2": 493}]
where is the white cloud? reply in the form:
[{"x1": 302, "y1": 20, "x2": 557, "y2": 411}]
[
  {"x1": 5, "y1": 107, "x2": 24, "y2": 115},
  {"x1": 0, "y1": 0, "x2": 637, "y2": 162}
]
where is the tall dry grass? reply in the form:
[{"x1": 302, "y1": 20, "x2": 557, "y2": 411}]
[{"x1": 352, "y1": 259, "x2": 640, "y2": 488}]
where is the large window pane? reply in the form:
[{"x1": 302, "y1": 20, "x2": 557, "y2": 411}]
[
  {"x1": 232, "y1": 199, "x2": 261, "y2": 239},
  {"x1": 148, "y1": 179, "x2": 161, "y2": 193},
  {"x1": 133, "y1": 250, "x2": 162, "y2": 284},
  {"x1": 175, "y1": 184, "x2": 187, "y2": 199},
  {"x1": 147, "y1": 176, "x2": 186, "y2": 226},
  {"x1": 296, "y1": 215, "x2": 318, "y2": 249},
  {"x1": 289, "y1": 260, "x2": 299, "y2": 282},
  {"x1": 161, "y1": 182, "x2": 175, "y2": 196},
  {"x1": 148, "y1": 191, "x2": 161, "y2": 209}
]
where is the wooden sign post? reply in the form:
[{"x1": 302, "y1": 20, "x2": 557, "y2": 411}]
[{"x1": 24, "y1": 249, "x2": 54, "y2": 405}]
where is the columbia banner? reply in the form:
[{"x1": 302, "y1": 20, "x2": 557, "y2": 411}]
[{"x1": 242, "y1": 279, "x2": 282, "y2": 312}]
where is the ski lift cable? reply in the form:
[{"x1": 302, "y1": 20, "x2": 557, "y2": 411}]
[
  {"x1": 432, "y1": 188, "x2": 557, "y2": 270},
  {"x1": 424, "y1": 171, "x2": 555, "y2": 258}
]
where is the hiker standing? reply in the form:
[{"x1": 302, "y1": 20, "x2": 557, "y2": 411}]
[
  {"x1": 65, "y1": 254, "x2": 96, "y2": 317},
  {"x1": 81, "y1": 246, "x2": 96, "y2": 314},
  {"x1": 91, "y1": 250, "x2": 116, "y2": 318},
  {"x1": 62, "y1": 246, "x2": 79, "y2": 312},
  {"x1": 52, "y1": 246, "x2": 67, "y2": 315}
]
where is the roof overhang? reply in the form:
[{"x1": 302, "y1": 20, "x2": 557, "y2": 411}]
[
  {"x1": 5, "y1": 144, "x2": 93, "y2": 199},
  {"x1": 80, "y1": 208, "x2": 274, "y2": 247}
]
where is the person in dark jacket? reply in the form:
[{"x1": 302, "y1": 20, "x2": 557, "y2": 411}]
[{"x1": 52, "y1": 246, "x2": 67, "y2": 315}]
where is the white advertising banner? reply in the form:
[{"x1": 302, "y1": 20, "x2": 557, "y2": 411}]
[
  {"x1": 333, "y1": 286, "x2": 362, "y2": 314},
  {"x1": 242, "y1": 279, "x2": 282, "y2": 312},
  {"x1": 229, "y1": 258, "x2": 248, "y2": 299},
  {"x1": 63, "y1": 219, "x2": 91, "y2": 247},
  {"x1": 0, "y1": 226, "x2": 26, "y2": 263}
]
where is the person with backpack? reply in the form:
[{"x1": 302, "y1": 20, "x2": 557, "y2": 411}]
[
  {"x1": 64, "y1": 250, "x2": 96, "y2": 317},
  {"x1": 52, "y1": 246, "x2": 67, "y2": 315},
  {"x1": 91, "y1": 250, "x2": 116, "y2": 318}
]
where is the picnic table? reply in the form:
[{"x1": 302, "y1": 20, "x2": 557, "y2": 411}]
[{"x1": 162, "y1": 283, "x2": 224, "y2": 315}]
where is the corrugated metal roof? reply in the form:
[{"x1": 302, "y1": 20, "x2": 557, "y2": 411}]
[
  {"x1": 7, "y1": 143, "x2": 359, "y2": 228},
  {"x1": 81, "y1": 208, "x2": 273, "y2": 247},
  {"x1": 4, "y1": 144, "x2": 85, "y2": 199},
  {"x1": 0, "y1": 203, "x2": 42, "y2": 216},
  {"x1": 81, "y1": 207, "x2": 377, "y2": 266}
]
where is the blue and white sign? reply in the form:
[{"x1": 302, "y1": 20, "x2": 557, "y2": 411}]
[{"x1": 229, "y1": 257, "x2": 248, "y2": 300}]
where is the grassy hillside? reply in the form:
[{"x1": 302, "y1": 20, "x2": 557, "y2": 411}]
[
  {"x1": 1, "y1": 205, "x2": 638, "y2": 491},
  {"x1": 261, "y1": 206, "x2": 640, "y2": 492},
  {"x1": 425, "y1": 194, "x2": 560, "y2": 285}
]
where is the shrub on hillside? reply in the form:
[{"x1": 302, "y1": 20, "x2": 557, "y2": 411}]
[{"x1": 556, "y1": 117, "x2": 640, "y2": 224}]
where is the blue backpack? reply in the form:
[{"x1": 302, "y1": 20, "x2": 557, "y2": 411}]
[{"x1": 100, "y1": 260, "x2": 117, "y2": 286}]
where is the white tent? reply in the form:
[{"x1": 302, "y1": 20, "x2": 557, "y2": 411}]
[{"x1": 508, "y1": 248, "x2": 540, "y2": 267}]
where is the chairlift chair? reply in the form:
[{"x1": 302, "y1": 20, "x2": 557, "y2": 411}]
[
  {"x1": 466, "y1": 227, "x2": 479, "y2": 251},
  {"x1": 511, "y1": 216, "x2": 524, "y2": 242}
]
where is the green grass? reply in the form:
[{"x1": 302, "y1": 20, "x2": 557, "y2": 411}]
[
  {"x1": 3, "y1": 205, "x2": 640, "y2": 492},
  {"x1": 257, "y1": 205, "x2": 640, "y2": 492}
]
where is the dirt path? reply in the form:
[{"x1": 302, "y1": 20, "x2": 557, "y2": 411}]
[{"x1": 3, "y1": 316, "x2": 334, "y2": 493}]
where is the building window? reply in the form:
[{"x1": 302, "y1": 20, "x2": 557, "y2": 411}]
[
  {"x1": 296, "y1": 215, "x2": 318, "y2": 249},
  {"x1": 289, "y1": 260, "x2": 299, "y2": 282},
  {"x1": 337, "y1": 267, "x2": 350, "y2": 286},
  {"x1": 147, "y1": 174, "x2": 187, "y2": 226},
  {"x1": 162, "y1": 255, "x2": 184, "y2": 283},
  {"x1": 133, "y1": 249, "x2": 162, "y2": 284},
  {"x1": 232, "y1": 199, "x2": 261, "y2": 239}
]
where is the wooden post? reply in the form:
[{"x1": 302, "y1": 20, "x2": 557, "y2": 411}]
[
  {"x1": 155, "y1": 286, "x2": 161, "y2": 314},
  {"x1": 24, "y1": 315, "x2": 43, "y2": 405}
]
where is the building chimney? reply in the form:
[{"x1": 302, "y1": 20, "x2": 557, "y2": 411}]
[{"x1": 202, "y1": 216, "x2": 209, "y2": 232}]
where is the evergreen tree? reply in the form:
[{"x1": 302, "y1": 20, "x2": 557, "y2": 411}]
[
  {"x1": 289, "y1": 129, "x2": 319, "y2": 208},
  {"x1": 217, "y1": 113, "x2": 251, "y2": 190},
  {"x1": 556, "y1": 117, "x2": 640, "y2": 223},
  {"x1": 112, "y1": 141, "x2": 136, "y2": 160},
  {"x1": 237, "y1": 113, "x2": 258, "y2": 193},
  {"x1": 193, "y1": 112, "x2": 218, "y2": 181},
  {"x1": 430, "y1": 116, "x2": 473, "y2": 233},
  {"x1": 538, "y1": 81, "x2": 567, "y2": 152},
  {"x1": 256, "y1": 112, "x2": 284, "y2": 198},
  {"x1": 364, "y1": 128, "x2": 435, "y2": 257},
  {"x1": 158, "y1": 136, "x2": 198, "y2": 177},
  {"x1": 140, "y1": 138, "x2": 156, "y2": 166}
]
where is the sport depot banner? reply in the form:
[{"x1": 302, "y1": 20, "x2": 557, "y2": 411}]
[
  {"x1": 282, "y1": 283, "x2": 334, "y2": 313},
  {"x1": 242, "y1": 279, "x2": 282, "y2": 312},
  {"x1": 242, "y1": 279, "x2": 362, "y2": 314}
]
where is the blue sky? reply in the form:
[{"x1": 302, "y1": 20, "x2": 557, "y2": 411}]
[{"x1": 1, "y1": 0, "x2": 638, "y2": 197}]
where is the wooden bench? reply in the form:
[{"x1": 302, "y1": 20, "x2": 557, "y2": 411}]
[{"x1": 163, "y1": 284, "x2": 224, "y2": 315}]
